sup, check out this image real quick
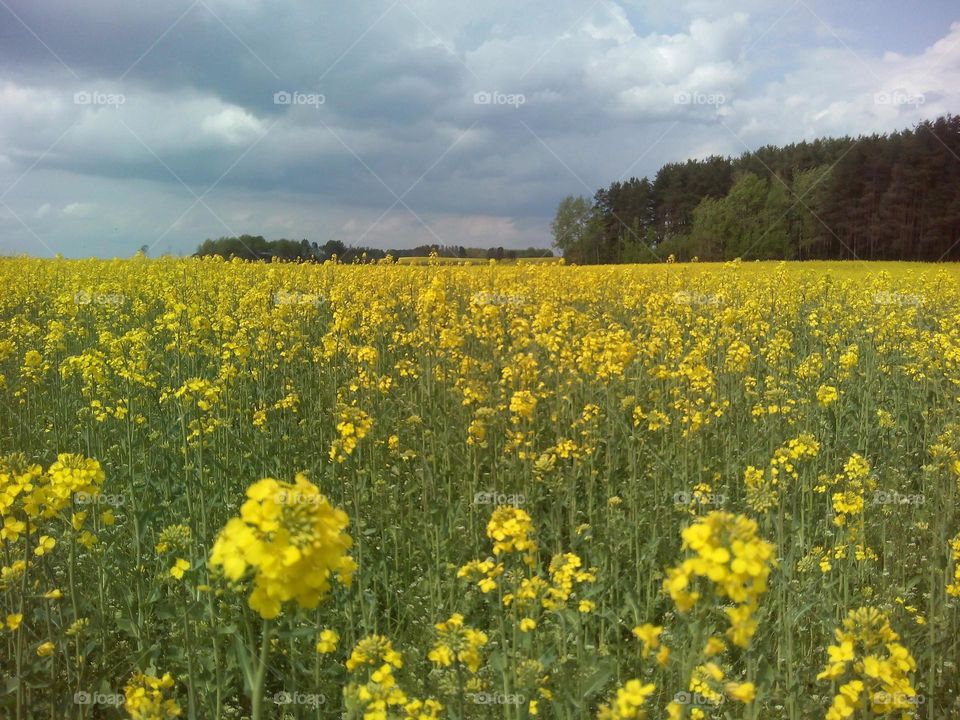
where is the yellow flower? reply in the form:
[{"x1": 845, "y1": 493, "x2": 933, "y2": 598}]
[
  {"x1": 428, "y1": 643, "x2": 453, "y2": 666},
  {"x1": 169, "y1": 558, "x2": 190, "y2": 579},
  {"x1": 209, "y1": 474, "x2": 355, "y2": 619},
  {"x1": 36, "y1": 641, "x2": 55, "y2": 657},
  {"x1": 124, "y1": 672, "x2": 181, "y2": 720},
  {"x1": 44, "y1": 589, "x2": 62, "y2": 600},
  {"x1": 34, "y1": 535, "x2": 56, "y2": 556},
  {"x1": 346, "y1": 635, "x2": 404, "y2": 672},
  {"x1": 818, "y1": 607, "x2": 917, "y2": 717},
  {"x1": 817, "y1": 384, "x2": 839, "y2": 406},
  {"x1": 947, "y1": 532, "x2": 960, "y2": 597},
  {"x1": 316, "y1": 629, "x2": 339, "y2": 654},
  {"x1": 1, "y1": 517, "x2": 26, "y2": 543},
  {"x1": 508, "y1": 390, "x2": 537, "y2": 421},
  {"x1": 655, "y1": 645, "x2": 670, "y2": 667},
  {"x1": 329, "y1": 405, "x2": 374, "y2": 462},
  {"x1": 487, "y1": 506, "x2": 538, "y2": 560},
  {"x1": 631, "y1": 624, "x2": 662, "y2": 658},
  {"x1": 664, "y1": 512, "x2": 775, "y2": 647},
  {"x1": 5, "y1": 613, "x2": 23, "y2": 631},
  {"x1": 726, "y1": 681, "x2": 756, "y2": 703},
  {"x1": 429, "y1": 614, "x2": 487, "y2": 674},
  {"x1": 597, "y1": 679, "x2": 655, "y2": 719},
  {"x1": 703, "y1": 636, "x2": 726, "y2": 658},
  {"x1": 519, "y1": 618, "x2": 537, "y2": 632}
]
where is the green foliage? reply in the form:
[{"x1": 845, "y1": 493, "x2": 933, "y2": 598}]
[
  {"x1": 550, "y1": 195, "x2": 599, "y2": 264},
  {"x1": 556, "y1": 114, "x2": 960, "y2": 263}
]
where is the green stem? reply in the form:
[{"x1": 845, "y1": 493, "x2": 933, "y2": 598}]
[{"x1": 250, "y1": 619, "x2": 272, "y2": 720}]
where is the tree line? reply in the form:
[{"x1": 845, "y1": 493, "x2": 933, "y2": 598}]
[
  {"x1": 552, "y1": 115, "x2": 960, "y2": 263},
  {"x1": 193, "y1": 236, "x2": 553, "y2": 262}
]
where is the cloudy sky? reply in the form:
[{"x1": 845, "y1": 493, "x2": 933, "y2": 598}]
[{"x1": 0, "y1": 0, "x2": 958, "y2": 257}]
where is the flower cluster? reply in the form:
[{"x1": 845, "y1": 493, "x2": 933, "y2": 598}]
[
  {"x1": 154, "y1": 524, "x2": 191, "y2": 554},
  {"x1": 743, "y1": 434, "x2": 820, "y2": 512},
  {"x1": 542, "y1": 552, "x2": 596, "y2": 610},
  {"x1": 948, "y1": 533, "x2": 960, "y2": 597},
  {"x1": 508, "y1": 390, "x2": 538, "y2": 421},
  {"x1": 1, "y1": 453, "x2": 104, "y2": 553},
  {"x1": 462, "y1": 509, "x2": 596, "y2": 622},
  {"x1": 457, "y1": 558, "x2": 503, "y2": 593},
  {"x1": 596, "y1": 679, "x2": 656, "y2": 720},
  {"x1": 427, "y1": 613, "x2": 488, "y2": 673},
  {"x1": 663, "y1": 512, "x2": 775, "y2": 647},
  {"x1": 345, "y1": 635, "x2": 443, "y2": 720},
  {"x1": 821, "y1": 454, "x2": 876, "y2": 530},
  {"x1": 123, "y1": 672, "x2": 181, "y2": 720},
  {"x1": 487, "y1": 506, "x2": 538, "y2": 564},
  {"x1": 344, "y1": 634, "x2": 407, "y2": 717},
  {"x1": 316, "y1": 628, "x2": 340, "y2": 654},
  {"x1": 632, "y1": 624, "x2": 669, "y2": 665},
  {"x1": 817, "y1": 607, "x2": 917, "y2": 719},
  {"x1": 164, "y1": 377, "x2": 223, "y2": 442},
  {"x1": 209, "y1": 473, "x2": 356, "y2": 619},
  {"x1": 329, "y1": 405, "x2": 374, "y2": 462}
]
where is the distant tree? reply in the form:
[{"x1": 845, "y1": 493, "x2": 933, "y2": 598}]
[
  {"x1": 790, "y1": 166, "x2": 832, "y2": 259},
  {"x1": 551, "y1": 195, "x2": 601, "y2": 263},
  {"x1": 320, "y1": 240, "x2": 346, "y2": 261},
  {"x1": 195, "y1": 235, "x2": 318, "y2": 261},
  {"x1": 568, "y1": 114, "x2": 960, "y2": 262}
]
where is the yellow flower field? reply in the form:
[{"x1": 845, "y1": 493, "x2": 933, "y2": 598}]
[{"x1": 2, "y1": 257, "x2": 960, "y2": 719}]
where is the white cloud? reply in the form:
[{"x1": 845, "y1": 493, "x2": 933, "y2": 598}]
[
  {"x1": 201, "y1": 107, "x2": 265, "y2": 145},
  {"x1": 719, "y1": 21, "x2": 960, "y2": 148},
  {"x1": 62, "y1": 202, "x2": 96, "y2": 216}
]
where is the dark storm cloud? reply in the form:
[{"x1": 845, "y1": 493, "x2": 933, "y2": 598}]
[{"x1": 0, "y1": 0, "x2": 957, "y2": 255}]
